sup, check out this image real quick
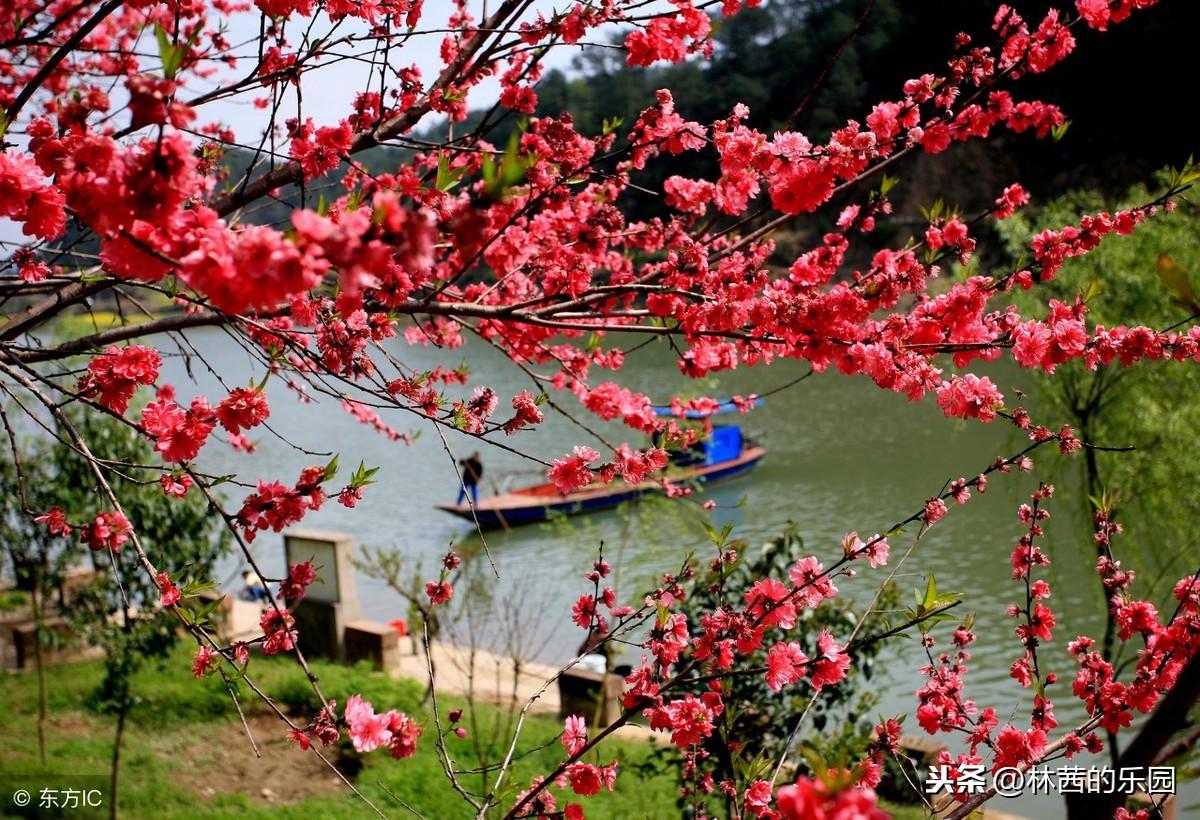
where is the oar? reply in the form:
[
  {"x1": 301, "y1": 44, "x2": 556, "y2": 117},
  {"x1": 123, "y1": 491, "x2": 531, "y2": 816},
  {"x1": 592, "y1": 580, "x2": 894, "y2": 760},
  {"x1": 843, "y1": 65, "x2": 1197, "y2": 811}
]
[{"x1": 485, "y1": 476, "x2": 511, "y2": 532}]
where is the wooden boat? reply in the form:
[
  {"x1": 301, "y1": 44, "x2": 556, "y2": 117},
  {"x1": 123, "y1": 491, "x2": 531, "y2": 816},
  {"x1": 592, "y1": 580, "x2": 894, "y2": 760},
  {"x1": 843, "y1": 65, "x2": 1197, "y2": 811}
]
[
  {"x1": 437, "y1": 400, "x2": 766, "y2": 528},
  {"x1": 436, "y1": 445, "x2": 765, "y2": 528}
]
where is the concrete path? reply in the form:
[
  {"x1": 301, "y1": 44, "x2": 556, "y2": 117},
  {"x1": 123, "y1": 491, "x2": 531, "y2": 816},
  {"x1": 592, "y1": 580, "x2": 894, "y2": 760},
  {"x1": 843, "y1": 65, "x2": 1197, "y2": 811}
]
[{"x1": 390, "y1": 640, "x2": 661, "y2": 744}]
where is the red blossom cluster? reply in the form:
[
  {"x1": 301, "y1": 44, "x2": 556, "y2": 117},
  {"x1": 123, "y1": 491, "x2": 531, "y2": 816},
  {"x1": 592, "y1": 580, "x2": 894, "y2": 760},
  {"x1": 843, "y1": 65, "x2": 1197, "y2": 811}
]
[
  {"x1": 2, "y1": 0, "x2": 1192, "y2": 815},
  {"x1": 278, "y1": 560, "x2": 317, "y2": 601},
  {"x1": 260, "y1": 607, "x2": 297, "y2": 655},
  {"x1": 79, "y1": 511, "x2": 132, "y2": 552},
  {"x1": 234, "y1": 465, "x2": 332, "y2": 541},
  {"x1": 288, "y1": 701, "x2": 340, "y2": 751},
  {"x1": 156, "y1": 571, "x2": 181, "y2": 607},
  {"x1": 343, "y1": 694, "x2": 422, "y2": 759},
  {"x1": 888, "y1": 487, "x2": 1200, "y2": 807},
  {"x1": 77, "y1": 345, "x2": 161, "y2": 414}
]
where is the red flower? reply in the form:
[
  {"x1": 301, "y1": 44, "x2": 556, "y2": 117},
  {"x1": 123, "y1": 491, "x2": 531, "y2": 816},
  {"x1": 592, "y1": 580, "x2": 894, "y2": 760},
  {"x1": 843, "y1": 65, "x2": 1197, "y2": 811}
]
[
  {"x1": 80, "y1": 511, "x2": 132, "y2": 552},
  {"x1": 562, "y1": 715, "x2": 588, "y2": 756},
  {"x1": 560, "y1": 762, "x2": 614, "y2": 796},
  {"x1": 216, "y1": 388, "x2": 271, "y2": 435},
  {"x1": 260, "y1": 608, "x2": 297, "y2": 655},
  {"x1": 34, "y1": 508, "x2": 71, "y2": 537},
  {"x1": 78, "y1": 346, "x2": 161, "y2": 414},
  {"x1": 279, "y1": 560, "x2": 318, "y2": 601},
  {"x1": 142, "y1": 394, "x2": 216, "y2": 463},
  {"x1": 503, "y1": 390, "x2": 545, "y2": 434},
  {"x1": 765, "y1": 641, "x2": 808, "y2": 691},
  {"x1": 924, "y1": 498, "x2": 948, "y2": 525},
  {"x1": 810, "y1": 631, "x2": 850, "y2": 690},
  {"x1": 156, "y1": 571, "x2": 181, "y2": 607},
  {"x1": 0, "y1": 151, "x2": 66, "y2": 240},
  {"x1": 160, "y1": 473, "x2": 193, "y2": 498},
  {"x1": 344, "y1": 694, "x2": 392, "y2": 753},
  {"x1": 426, "y1": 581, "x2": 454, "y2": 605},
  {"x1": 744, "y1": 779, "x2": 773, "y2": 818},
  {"x1": 192, "y1": 645, "x2": 219, "y2": 678},
  {"x1": 387, "y1": 711, "x2": 422, "y2": 759},
  {"x1": 992, "y1": 724, "x2": 1046, "y2": 771},
  {"x1": 548, "y1": 446, "x2": 599, "y2": 494},
  {"x1": 936, "y1": 374, "x2": 1004, "y2": 422}
]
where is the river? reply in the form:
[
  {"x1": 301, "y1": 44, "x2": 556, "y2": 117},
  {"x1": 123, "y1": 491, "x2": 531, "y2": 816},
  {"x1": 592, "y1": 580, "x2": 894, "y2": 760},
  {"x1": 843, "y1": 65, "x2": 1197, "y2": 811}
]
[{"x1": 162, "y1": 327, "x2": 1190, "y2": 818}]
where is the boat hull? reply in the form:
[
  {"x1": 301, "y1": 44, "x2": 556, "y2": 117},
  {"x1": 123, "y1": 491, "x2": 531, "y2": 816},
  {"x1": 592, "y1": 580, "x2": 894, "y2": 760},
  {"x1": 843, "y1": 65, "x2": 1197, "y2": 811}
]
[{"x1": 436, "y1": 447, "x2": 765, "y2": 529}]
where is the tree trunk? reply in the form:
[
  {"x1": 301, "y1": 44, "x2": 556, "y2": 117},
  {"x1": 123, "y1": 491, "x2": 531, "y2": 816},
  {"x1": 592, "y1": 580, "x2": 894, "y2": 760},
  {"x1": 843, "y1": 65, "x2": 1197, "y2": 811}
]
[
  {"x1": 109, "y1": 698, "x2": 128, "y2": 820},
  {"x1": 1065, "y1": 648, "x2": 1200, "y2": 818},
  {"x1": 1077, "y1": 402, "x2": 1121, "y2": 769},
  {"x1": 33, "y1": 584, "x2": 48, "y2": 764}
]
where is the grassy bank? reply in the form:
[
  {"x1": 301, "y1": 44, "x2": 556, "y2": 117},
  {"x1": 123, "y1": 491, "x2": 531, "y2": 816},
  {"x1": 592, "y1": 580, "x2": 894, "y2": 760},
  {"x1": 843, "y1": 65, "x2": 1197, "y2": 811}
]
[
  {"x1": 0, "y1": 643, "x2": 681, "y2": 819},
  {"x1": 0, "y1": 643, "x2": 931, "y2": 818}
]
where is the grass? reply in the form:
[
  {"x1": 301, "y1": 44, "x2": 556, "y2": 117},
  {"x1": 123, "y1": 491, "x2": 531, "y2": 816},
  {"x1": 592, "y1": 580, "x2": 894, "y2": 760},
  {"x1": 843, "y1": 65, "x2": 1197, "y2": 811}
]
[
  {"x1": 0, "y1": 644, "x2": 933, "y2": 818},
  {"x1": 0, "y1": 642, "x2": 682, "y2": 819},
  {"x1": 48, "y1": 310, "x2": 142, "y2": 343},
  {"x1": 40, "y1": 290, "x2": 178, "y2": 345}
]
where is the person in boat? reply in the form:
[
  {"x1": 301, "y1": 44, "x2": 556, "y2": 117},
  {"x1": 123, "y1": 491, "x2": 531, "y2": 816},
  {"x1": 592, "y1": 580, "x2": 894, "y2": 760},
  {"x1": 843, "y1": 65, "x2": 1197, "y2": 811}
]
[{"x1": 456, "y1": 451, "x2": 483, "y2": 506}]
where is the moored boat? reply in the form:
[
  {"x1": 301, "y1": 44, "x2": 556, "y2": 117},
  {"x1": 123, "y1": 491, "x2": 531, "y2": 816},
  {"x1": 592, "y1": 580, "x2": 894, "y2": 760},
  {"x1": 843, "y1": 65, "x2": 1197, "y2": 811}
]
[{"x1": 436, "y1": 400, "x2": 765, "y2": 528}]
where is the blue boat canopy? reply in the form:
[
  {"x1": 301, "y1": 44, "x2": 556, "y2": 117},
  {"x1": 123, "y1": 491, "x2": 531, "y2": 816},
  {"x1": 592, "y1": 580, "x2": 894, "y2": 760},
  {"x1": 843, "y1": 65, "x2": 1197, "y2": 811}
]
[{"x1": 652, "y1": 397, "x2": 763, "y2": 419}]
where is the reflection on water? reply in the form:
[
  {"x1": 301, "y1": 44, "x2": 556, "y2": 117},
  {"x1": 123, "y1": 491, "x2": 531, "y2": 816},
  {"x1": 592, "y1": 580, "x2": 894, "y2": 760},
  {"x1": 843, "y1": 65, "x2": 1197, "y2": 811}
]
[{"x1": 165, "y1": 328, "x2": 1175, "y2": 817}]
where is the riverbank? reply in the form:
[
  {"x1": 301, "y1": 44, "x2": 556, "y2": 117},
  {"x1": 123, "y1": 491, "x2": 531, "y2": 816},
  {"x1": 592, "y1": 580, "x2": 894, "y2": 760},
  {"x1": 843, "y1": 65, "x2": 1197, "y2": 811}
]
[
  {"x1": 0, "y1": 642, "x2": 679, "y2": 818},
  {"x1": 0, "y1": 642, "x2": 947, "y2": 818}
]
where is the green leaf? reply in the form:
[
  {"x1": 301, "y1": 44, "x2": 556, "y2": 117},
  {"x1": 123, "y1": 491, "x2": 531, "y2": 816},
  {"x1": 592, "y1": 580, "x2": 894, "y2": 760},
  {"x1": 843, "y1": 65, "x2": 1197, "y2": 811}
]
[
  {"x1": 0, "y1": 108, "x2": 8, "y2": 141},
  {"x1": 179, "y1": 577, "x2": 216, "y2": 598},
  {"x1": 880, "y1": 174, "x2": 899, "y2": 197},
  {"x1": 349, "y1": 461, "x2": 380, "y2": 489},
  {"x1": 435, "y1": 152, "x2": 465, "y2": 192},
  {"x1": 1050, "y1": 120, "x2": 1071, "y2": 142},
  {"x1": 919, "y1": 198, "x2": 944, "y2": 223},
  {"x1": 1156, "y1": 254, "x2": 1200, "y2": 312},
  {"x1": 922, "y1": 574, "x2": 938, "y2": 610},
  {"x1": 481, "y1": 152, "x2": 497, "y2": 189},
  {"x1": 483, "y1": 133, "x2": 528, "y2": 201},
  {"x1": 322, "y1": 454, "x2": 340, "y2": 483},
  {"x1": 155, "y1": 24, "x2": 185, "y2": 80},
  {"x1": 1176, "y1": 157, "x2": 1200, "y2": 188},
  {"x1": 1082, "y1": 277, "x2": 1104, "y2": 304}
]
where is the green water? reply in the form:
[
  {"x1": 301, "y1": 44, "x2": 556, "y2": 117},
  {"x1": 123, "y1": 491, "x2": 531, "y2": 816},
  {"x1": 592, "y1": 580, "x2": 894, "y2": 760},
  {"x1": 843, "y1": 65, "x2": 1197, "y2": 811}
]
[{"x1": 165, "y1": 328, "x2": 1183, "y2": 818}]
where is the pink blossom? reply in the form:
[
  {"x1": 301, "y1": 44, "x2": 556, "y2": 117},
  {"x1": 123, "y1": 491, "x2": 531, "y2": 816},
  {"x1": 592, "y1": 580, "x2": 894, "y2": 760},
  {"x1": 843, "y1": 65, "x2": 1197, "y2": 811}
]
[
  {"x1": 156, "y1": 571, "x2": 181, "y2": 607},
  {"x1": 426, "y1": 581, "x2": 454, "y2": 605},
  {"x1": 548, "y1": 446, "x2": 599, "y2": 493},
  {"x1": 345, "y1": 694, "x2": 393, "y2": 753},
  {"x1": 810, "y1": 631, "x2": 850, "y2": 690},
  {"x1": 765, "y1": 641, "x2": 808, "y2": 691},
  {"x1": 924, "y1": 498, "x2": 948, "y2": 525},
  {"x1": 192, "y1": 646, "x2": 219, "y2": 678},
  {"x1": 561, "y1": 715, "x2": 587, "y2": 756},
  {"x1": 34, "y1": 508, "x2": 72, "y2": 537}
]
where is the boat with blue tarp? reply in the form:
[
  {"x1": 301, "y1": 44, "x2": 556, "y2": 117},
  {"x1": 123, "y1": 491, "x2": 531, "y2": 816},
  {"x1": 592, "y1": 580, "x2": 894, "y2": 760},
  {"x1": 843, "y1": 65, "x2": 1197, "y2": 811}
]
[{"x1": 436, "y1": 399, "x2": 766, "y2": 528}]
